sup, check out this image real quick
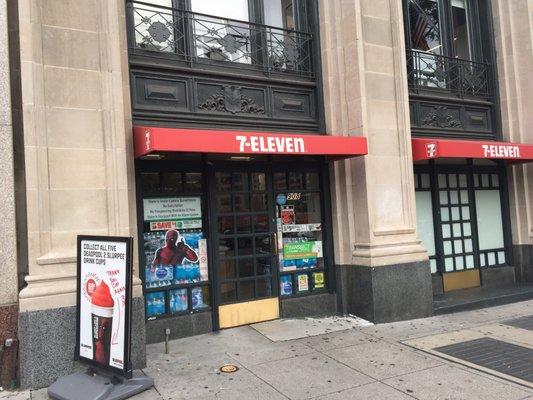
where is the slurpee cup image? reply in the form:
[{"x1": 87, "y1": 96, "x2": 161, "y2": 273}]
[{"x1": 91, "y1": 281, "x2": 114, "y2": 365}]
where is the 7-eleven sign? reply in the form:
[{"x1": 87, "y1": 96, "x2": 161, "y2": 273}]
[{"x1": 426, "y1": 143, "x2": 437, "y2": 158}]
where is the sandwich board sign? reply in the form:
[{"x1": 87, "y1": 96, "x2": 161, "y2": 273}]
[{"x1": 48, "y1": 236, "x2": 153, "y2": 400}]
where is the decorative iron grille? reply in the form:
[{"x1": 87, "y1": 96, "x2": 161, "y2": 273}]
[
  {"x1": 407, "y1": 50, "x2": 491, "y2": 99},
  {"x1": 128, "y1": 1, "x2": 314, "y2": 78}
]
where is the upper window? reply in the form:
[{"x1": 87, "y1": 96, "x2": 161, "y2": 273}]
[
  {"x1": 264, "y1": 0, "x2": 295, "y2": 30},
  {"x1": 404, "y1": 0, "x2": 491, "y2": 99},
  {"x1": 408, "y1": 0, "x2": 442, "y2": 55},
  {"x1": 451, "y1": 0, "x2": 473, "y2": 60},
  {"x1": 191, "y1": 0, "x2": 250, "y2": 22},
  {"x1": 128, "y1": 0, "x2": 313, "y2": 77},
  {"x1": 406, "y1": 0, "x2": 475, "y2": 61}
]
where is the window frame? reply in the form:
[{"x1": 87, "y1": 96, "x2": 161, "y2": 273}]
[
  {"x1": 414, "y1": 160, "x2": 512, "y2": 275},
  {"x1": 403, "y1": 0, "x2": 483, "y2": 62},
  {"x1": 136, "y1": 160, "x2": 213, "y2": 321}
]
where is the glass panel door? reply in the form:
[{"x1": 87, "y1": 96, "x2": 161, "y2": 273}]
[
  {"x1": 474, "y1": 173, "x2": 506, "y2": 267},
  {"x1": 215, "y1": 170, "x2": 277, "y2": 305},
  {"x1": 437, "y1": 172, "x2": 476, "y2": 272}
]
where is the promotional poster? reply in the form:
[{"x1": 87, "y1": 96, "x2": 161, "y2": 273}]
[
  {"x1": 77, "y1": 236, "x2": 132, "y2": 376},
  {"x1": 143, "y1": 230, "x2": 208, "y2": 288}
]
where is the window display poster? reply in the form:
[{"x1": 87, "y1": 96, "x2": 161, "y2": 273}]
[
  {"x1": 280, "y1": 275, "x2": 293, "y2": 296},
  {"x1": 280, "y1": 205, "x2": 295, "y2": 225},
  {"x1": 191, "y1": 287, "x2": 206, "y2": 310},
  {"x1": 297, "y1": 274, "x2": 309, "y2": 292},
  {"x1": 313, "y1": 272, "x2": 325, "y2": 289},
  {"x1": 283, "y1": 258, "x2": 317, "y2": 270},
  {"x1": 76, "y1": 236, "x2": 132, "y2": 377},
  {"x1": 143, "y1": 230, "x2": 208, "y2": 288},
  {"x1": 282, "y1": 223, "x2": 321, "y2": 233},
  {"x1": 170, "y1": 288, "x2": 188, "y2": 314},
  {"x1": 143, "y1": 197, "x2": 202, "y2": 229},
  {"x1": 283, "y1": 241, "x2": 323, "y2": 260},
  {"x1": 146, "y1": 291, "x2": 166, "y2": 318}
]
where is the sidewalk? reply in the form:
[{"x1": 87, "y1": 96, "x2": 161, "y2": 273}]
[{"x1": 5, "y1": 300, "x2": 533, "y2": 399}]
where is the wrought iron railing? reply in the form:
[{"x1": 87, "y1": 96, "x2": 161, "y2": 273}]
[
  {"x1": 407, "y1": 50, "x2": 491, "y2": 99},
  {"x1": 128, "y1": 1, "x2": 314, "y2": 78}
]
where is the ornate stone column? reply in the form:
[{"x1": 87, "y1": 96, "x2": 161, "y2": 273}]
[
  {"x1": 0, "y1": 0, "x2": 19, "y2": 388},
  {"x1": 16, "y1": 0, "x2": 145, "y2": 388},
  {"x1": 319, "y1": 0, "x2": 432, "y2": 322},
  {"x1": 492, "y1": 0, "x2": 533, "y2": 283}
]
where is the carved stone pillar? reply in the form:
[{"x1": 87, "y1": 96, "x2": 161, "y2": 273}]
[
  {"x1": 319, "y1": 0, "x2": 432, "y2": 322},
  {"x1": 492, "y1": 0, "x2": 533, "y2": 283},
  {"x1": 16, "y1": 0, "x2": 145, "y2": 388},
  {"x1": 0, "y1": 0, "x2": 19, "y2": 388}
]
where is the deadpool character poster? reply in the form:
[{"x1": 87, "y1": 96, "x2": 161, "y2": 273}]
[
  {"x1": 144, "y1": 229, "x2": 207, "y2": 289},
  {"x1": 152, "y1": 229, "x2": 198, "y2": 266}
]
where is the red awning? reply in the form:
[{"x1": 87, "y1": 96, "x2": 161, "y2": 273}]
[
  {"x1": 133, "y1": 126, "x2": 368, "y2": 159},
  {"x1": 412, "y1": 138, "x2": 533, "y2": 164}
]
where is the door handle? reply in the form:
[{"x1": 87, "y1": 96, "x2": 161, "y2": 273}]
[{"x1": 272, "y1": 232, "x2": 278, "y2": 255}]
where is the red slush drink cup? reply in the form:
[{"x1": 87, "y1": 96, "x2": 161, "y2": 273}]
[{"x1": 91, "y1": 281, "x2": 114, "y2": 365}]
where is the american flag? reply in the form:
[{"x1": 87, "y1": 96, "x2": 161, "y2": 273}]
[{"x1": 410, "y1": 2, "x2": 430, "y2": 51}]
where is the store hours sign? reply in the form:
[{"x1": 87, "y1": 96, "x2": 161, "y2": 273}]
[{"x1": 76, "y1": 236, "x2": 133, "y2": 377}]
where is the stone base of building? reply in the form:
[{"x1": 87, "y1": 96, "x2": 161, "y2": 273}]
[
  {"x1": 480, "y1": 265, "x2": 516, "y2": 287},
  {"x1": 0, "y1": 303, "x2": 18, "y2": 389},
  {"x1": 513, "y1": 245, "x2": 533, "y2": 283},
  {"x1": 336, "y1": 261, "x2": 433, "y2": 323},
  {"x1": 18, "y1": 297, "x2": 146, "y2": 390},
  {"x1": 280, "y1": 293, "x2": 337, "y2": 318},
  {"x1": 432, "y1": 275, "x2": 444, "y2": 296},
  {"x1": 145, "y1": 311, "x2": 213, "y2": 345}
]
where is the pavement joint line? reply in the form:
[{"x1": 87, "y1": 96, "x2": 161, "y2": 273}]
[
  {"x1": 245, "y1": 325, "x2": 277, "y2": 344},
  {"x1": 305, "y1": 379, "x2": 421, "y2": 400},
  {"x1": 239, "y1": 348, "x2": 373, "y2": 399},
  {"x1": 225, "y1": 351, "x2": 292, "y2": 400},
  {"x1": 374, "y1": 377, "x2": 423, "y2": 400},
  {"x1": 222, "y1": 343, "x2": 316, "y2": 368},
  {"x1": 140, "y1": 368, "x2": 164, "y2": 399},
  {"x1": 309, "y1": 337, "x2": 444, "y2": 385}
]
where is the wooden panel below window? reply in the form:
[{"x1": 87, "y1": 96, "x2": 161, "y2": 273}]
[{"x1": 442, "y1": 269, "x2": 481, "y2": 292}]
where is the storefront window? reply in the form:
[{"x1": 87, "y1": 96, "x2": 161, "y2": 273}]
[
  {"x1": 414, "y1": 173, "x2": 437, "y2": 273},
  {"x1": 276, "y1": 171, "x2": 326, "y2": 296},
  {"x1": 474, "y1": 174, "x2": 506, "y2": 267},
  {"x1": 414, "y1": 166, "x2": 508, "y2": 275},
  {"x1": 140, "y1": 171, "x2": 210, "y2": 320}
]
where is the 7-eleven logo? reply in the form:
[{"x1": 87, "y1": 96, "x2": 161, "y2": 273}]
[{"x1": 426, "y1": 143, "x2": 437, "y2": 158}]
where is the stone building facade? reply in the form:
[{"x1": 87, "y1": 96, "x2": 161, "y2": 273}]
[{"x1": 0, "y1": 0, "x2": 531, "y2": 390}]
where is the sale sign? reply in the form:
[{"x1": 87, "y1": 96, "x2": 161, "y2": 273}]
[{"x1": 76, "y1": 236, "x2": 133, "y2": 377}]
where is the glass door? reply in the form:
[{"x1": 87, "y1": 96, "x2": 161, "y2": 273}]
[{"x1": 214, "y1": 167, "x2": 280, "y2": 328}]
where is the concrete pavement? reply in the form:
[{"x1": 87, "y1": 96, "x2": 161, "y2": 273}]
[{"x1": 4, "y1": 300, "x2": 533, "y2": 399}]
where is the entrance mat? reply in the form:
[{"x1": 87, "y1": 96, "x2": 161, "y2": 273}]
[
  {"x1": 434, "y1": 337, "x2": 533, "y2": 383},
  {"x1": 502, "y1": 315, "x2": 533, "y2": 331}
]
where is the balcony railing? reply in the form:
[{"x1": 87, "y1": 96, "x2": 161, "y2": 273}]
[
  {"x1": 407, "y1": 50, "x2": 491, "y2": 99},
  {"x1": 128, "y1": 1, "x2": 314, "y2": 78}
]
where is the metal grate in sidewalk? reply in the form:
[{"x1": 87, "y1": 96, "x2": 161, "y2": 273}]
[
  {"x1": 502, "y1": 315, "x2": 533, "y2": 331},
  {"x1": 434, "y1": 337, "x2": 533, "y2": 383}
]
